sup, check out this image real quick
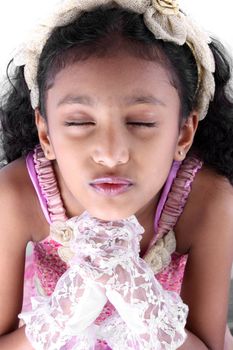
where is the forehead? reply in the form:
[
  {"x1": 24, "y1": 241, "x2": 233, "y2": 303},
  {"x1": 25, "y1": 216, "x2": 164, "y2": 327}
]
[{"x1": 46, "y1": 53, "x2": 179, "y2": 108}]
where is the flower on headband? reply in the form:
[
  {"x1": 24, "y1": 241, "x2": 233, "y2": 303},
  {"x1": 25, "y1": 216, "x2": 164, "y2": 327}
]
[{"x1": 152, "y1": 0, "x2": 179, "y2": 16}]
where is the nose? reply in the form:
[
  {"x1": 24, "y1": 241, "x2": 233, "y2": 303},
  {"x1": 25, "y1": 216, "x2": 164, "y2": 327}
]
[{"x1": 91, "y1": 126, "x2": 130, "y2": 168}]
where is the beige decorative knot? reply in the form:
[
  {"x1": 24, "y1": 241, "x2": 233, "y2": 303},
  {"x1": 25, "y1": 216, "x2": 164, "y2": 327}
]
[
  {"x1": 50, "y1": 221, "x2": 74, "y2": 246},
  {"x1": 144, "y1": 230, "x2": 176, "y2": 274},
  {"x1": 152, "y1": 0, "x2": 179, "y2": 15},
  {"x1": 50, "y1": 221, "x2": 75, "y2": 263}
]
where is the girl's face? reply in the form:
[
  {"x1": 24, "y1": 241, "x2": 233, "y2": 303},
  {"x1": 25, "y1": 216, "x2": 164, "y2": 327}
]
[{"x1": 37, "y1": 52, "x2": 196, "y2": 221}]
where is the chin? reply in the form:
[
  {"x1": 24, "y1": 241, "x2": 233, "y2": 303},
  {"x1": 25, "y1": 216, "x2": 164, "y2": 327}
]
[{"x1": 88, "y1": 207, "x2": 135, "y2": 222}]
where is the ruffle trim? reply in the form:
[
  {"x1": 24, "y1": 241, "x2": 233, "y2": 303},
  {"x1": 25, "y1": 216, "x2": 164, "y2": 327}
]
[
  {"x1": 143, "y1": 156, "x2": 202, "y2": 274},
  {"x1": 157, "y1": 156, "x2": 203, "y2": 240},
  {"x1": 33, "y1": 145, "x2": 67, "y2": 223}
]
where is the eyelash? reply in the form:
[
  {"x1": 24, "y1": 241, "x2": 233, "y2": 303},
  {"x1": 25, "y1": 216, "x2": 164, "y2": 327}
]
[{"x1": 64, "y1": 122, "x2": 157, "y2": 128}]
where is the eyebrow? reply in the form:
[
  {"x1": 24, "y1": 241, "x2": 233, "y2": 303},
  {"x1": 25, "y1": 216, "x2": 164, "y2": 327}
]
[
  {"x1": 57, "y1": 93, "x2": 166, "y2": 108},
  {"x1": 123, "y1": 94, "x2": 166, "y2": 107},
  {"x1": 57, "y1": 95, "x2": 95, "y2": 107}
]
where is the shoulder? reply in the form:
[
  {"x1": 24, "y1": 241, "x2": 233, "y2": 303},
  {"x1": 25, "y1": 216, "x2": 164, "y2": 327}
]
[
  {"x1": 0, "y1": 157, "x2": 50, "y2": 334},
  {"x1": 175, "y1": 164, "x2": 233, "y2": 253},
  {"x1": 0, "y1": 158, "x2": 30, "y2": 239},
  {"x1": 175, "y1": 165, "x2": 233, "y2": 348},
  {"x1": 188, "y1": 164, "x2": 233, "y2": 209},
  {"x1": 0, "y1": 158, "x2": 30, "y2": 207},
  {"x1": 0, "y1": 159, "x2": 32, "y2": 333},
  {"x1": 0, "y1": 157, "x2": 46, "y2": 243}
]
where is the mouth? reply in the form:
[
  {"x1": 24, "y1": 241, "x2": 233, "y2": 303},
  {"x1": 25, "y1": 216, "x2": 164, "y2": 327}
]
[{"x1": 89, "y1": 177, "x2": 133, "y2": 197}]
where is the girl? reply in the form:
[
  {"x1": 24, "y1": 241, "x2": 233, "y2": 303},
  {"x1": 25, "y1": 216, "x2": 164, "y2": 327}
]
[{"x1": 0, "y1": 0, "x2": 233, "y2": 349}]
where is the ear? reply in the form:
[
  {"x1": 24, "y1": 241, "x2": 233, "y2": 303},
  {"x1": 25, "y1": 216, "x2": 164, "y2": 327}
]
[
  {"x1": 174, "y1": 111, "x2": 199, "y2": 161},
  {"x1": 35, "y1": 108, "x2": 56, "y2": 160}
]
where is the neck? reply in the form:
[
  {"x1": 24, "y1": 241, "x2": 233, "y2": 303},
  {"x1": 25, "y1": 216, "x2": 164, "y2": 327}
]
[
  {"x1": 53, "y1": 162, "x2": 84, "y2": 218},
  {"x1": 135, "y1": 194, "x2": 160, "y2": 257}
]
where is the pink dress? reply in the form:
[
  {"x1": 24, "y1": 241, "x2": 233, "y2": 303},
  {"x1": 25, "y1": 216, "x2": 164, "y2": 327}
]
[{"x1": 22, "y1": 145, "x2": 202, "y2": 348}]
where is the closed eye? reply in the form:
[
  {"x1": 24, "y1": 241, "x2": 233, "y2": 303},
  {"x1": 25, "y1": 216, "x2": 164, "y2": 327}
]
[
  {"x1": 64, "y1": 121, "x2": 95, "y2": 126},
  {"x1": 127, "y1": 122, "x2": 158, "y2": 128},
  {"x1": 64, "y1": 121, "x2": 158, "y2": 128}
]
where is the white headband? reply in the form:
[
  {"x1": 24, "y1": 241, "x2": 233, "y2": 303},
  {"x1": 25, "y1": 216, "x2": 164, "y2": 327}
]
[{"x1": 13, "y1": 0, "x2": 215, "y2": 120}]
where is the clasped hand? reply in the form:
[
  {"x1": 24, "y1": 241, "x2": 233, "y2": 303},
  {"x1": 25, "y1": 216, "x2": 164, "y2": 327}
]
[{"x1": 19, "y1": 212, "x2": 188, "y2": 350}]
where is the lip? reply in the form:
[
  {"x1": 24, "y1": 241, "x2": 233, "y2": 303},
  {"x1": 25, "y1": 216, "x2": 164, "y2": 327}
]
[
  {"x1": 89, "y1": 177, "x2": 133, "y2": 197},
  {"x1": 90, "y1": 177, "x2": 133, "y2": 185}
]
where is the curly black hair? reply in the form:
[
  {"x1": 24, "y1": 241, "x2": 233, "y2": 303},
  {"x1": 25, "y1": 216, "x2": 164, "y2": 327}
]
[
  {"x1": 190, "y1": 39, "x2": 233, "y2": 182},
  {"x1": 1, "y1": 6, "x2": 233, "y2": 184}
]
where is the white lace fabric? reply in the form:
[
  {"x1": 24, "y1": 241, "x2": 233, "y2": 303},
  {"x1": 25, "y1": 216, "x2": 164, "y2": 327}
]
[
  {"x1": 20, "y1": 273, "x2": 106, "y2": 349},
  {"x1": 19, "y1": 212, "x2": 188, "y2": 349}
]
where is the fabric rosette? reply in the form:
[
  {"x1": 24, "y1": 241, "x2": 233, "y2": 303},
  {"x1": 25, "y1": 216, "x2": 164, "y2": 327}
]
[
  {"x1": 152, "y1": 0, "x2": 179, "y2": 15},
  {"x1": 144, "y1": 229, "x2": 176, "y2": 273}
]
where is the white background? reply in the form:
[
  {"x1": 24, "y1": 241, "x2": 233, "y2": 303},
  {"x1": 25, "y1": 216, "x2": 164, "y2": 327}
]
[{"x1": 0, "y1": 0, "x2": 232, "y2": 78}]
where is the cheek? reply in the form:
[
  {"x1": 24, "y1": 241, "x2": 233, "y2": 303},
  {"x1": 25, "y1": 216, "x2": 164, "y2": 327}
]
[
  {"x1": 48, "y1": 128, "x2": 86, "y2": 161},
  {"x1": 141, "y1": 127, "x2": 179, "y2": 160},
  {"x1": 138, "y1": 129, "x2": 179, "y2": 183}
]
